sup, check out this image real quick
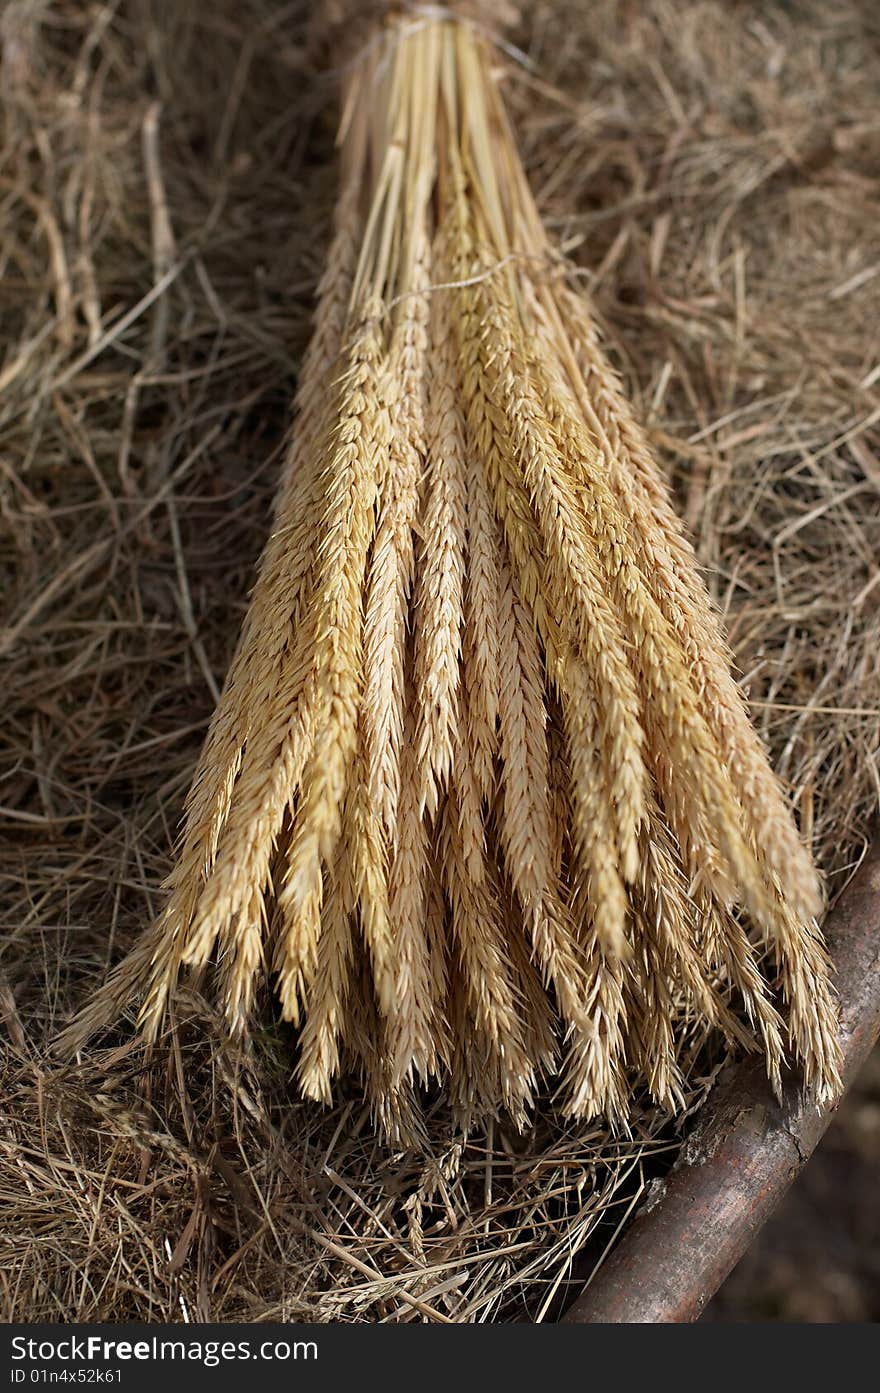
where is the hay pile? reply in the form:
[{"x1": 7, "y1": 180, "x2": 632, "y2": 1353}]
[{"x1": 2, "y1": 0, "x2": 878, "y2": 1321}]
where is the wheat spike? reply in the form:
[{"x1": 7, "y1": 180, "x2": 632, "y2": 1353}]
[
  {"x1": 363, "y1": 236, "x2": 430, "y2": 840},
  {"x1": 414, "y1": 235, "x2": 467, "y2": 818},
  {"x1": 273, "y1": 305, "x2": 387, "y2": 1024},
  {"x1": 558, "y1": 287, "x2": 823, "y2": 922},
  {"x1": 387, "y1": 708, "x2": 442, "y2": 1085}
]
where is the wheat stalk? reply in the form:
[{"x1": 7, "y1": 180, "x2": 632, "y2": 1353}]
[{"x1": 63, "y1": 8, "x2": 842, "y2": 1126}]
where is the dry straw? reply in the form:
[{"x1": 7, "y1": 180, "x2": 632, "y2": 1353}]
[{"x1": 61, "y1": 7, "x2": 842, "y2": 1133}]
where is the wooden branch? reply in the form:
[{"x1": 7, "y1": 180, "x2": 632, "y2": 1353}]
[{"x1": 562, "y1": 839, "x2": 880, "y2": 1324}]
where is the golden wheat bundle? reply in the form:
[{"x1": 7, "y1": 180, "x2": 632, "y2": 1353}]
[{"x1": 62, "y1": 7, "x2": 842, "y2": 1134}]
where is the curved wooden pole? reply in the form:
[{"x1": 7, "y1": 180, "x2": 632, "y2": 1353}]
[{"x1": 562, "y1": 839, "x2": 880, "y2": 1324}]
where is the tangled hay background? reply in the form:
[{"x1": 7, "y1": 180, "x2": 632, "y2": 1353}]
[{"x1": 1, "y1": 0, "x2": 878, "y2": 1321}]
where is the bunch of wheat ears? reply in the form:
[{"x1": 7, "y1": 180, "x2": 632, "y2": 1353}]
[{"x1": 66, "y1": 11, "x2": 842, "y2": 1134}]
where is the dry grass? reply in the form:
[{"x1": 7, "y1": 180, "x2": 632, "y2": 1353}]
[{"x1": 2, "y1": 0, "x2": 879, "y2": 1321}]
